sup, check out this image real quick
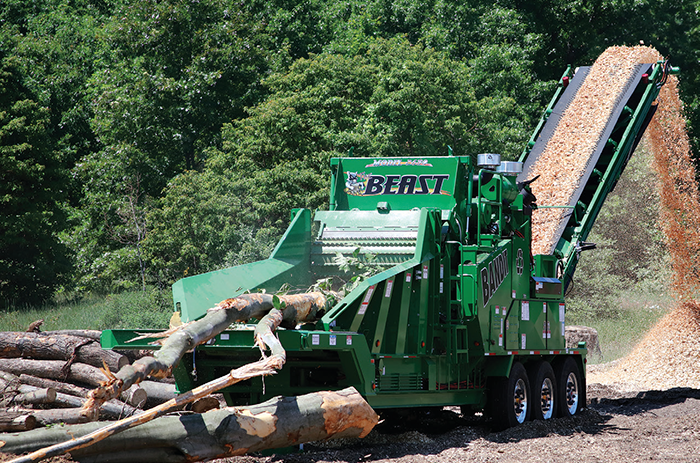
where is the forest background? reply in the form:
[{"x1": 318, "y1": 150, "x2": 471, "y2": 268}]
[{"x1": 1, "y1": 0, "x2": 698, "y2": 324}]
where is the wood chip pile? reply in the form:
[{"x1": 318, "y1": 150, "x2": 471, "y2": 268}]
[
  {"x1": 530, "y1": 46, "x2": 661, "y2": 255},
  {"x1": 589, "y1": 48, "x2": 700, "y2": 391}
]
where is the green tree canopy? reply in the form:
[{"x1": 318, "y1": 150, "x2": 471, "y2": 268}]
[
  {"x1": 0, "y1": 56, "x2": 69, "y2": 306},
  {"x1": 146, "y1": 37, "x2": 540, "y2": 282}
]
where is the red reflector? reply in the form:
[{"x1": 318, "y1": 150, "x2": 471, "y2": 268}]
[
  {"x1": 512, "y1": 351, "x2": 518, "y2": 355},
  {"x1": 370, "y1": 359, "x2": 375, "y2": 363},
  {"x1": 562, "y1": 76, "x2": 570, "y2": 87},
  {"x1": 534, "y1": 351, "x2": 540, "y2": 355},
  {"x1": 421, "y1": 341, "x2": 425, "y2": 347},
  {"x1": 642, "y1": 73, "x2": 649, "y2": 84},
  {"x1": 375, "y1": 340, "x2": 380, "y2": 347},
  {"x1": 574, "y1": 350, "x2": 579, "y2": 354}
]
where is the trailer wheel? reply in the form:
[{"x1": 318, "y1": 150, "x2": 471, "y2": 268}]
[
  {"x1": 555, "y1": 357, "x2": 583, "y2": 417},
  {"x1": 488, "y1": 362, "x2": 530, "y2": 430},
  {"x1": 528, "y1": 361, "x2": 556, "y2": 420}
]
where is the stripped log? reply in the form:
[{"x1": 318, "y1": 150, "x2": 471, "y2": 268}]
[
  {"x1": 0, "y1": 332, "x2": 127, "y2": 371},
  {"x1": 82, "y1": 292, "x2": 329, "y2": 417},
  {"x1": 0, "y1": 359, "x2": 109, "y2": 388},
  {"x1": 0, "y1": 387, "x2": 377, "y2": 463},
  {"x1": 0, "y1": 412, "x2": 36, "y2": 432}
]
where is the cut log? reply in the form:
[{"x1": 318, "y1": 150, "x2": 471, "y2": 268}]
[
  {"x1": 0, "y1": 387, "x2": 378, "y2": 462},
  {"x1": 190, "y1": 396, "x2": 220, "y2": 413},
  {"x1": 40, "y1": 330, "x2": 102, "y2": 341},
  {"x1": 120, "y1": 385, "x2": 147, "y2": 408},
  {"x1": 0, "y1": 332, "x2": 127, "y2": 371},
  {"x1": 11, "y1": 388, "x2": 57, "y2": 406},
  {"x1": 17, "y1": 374, "x2": 90, "y2": 398},
  {"x1": 0, "y1": 412, "x2": 36, "y2": 432},
  {"x1": 0, "y1": 372, "x2": 57, "y2": 406},
  {"x1": 0, "y1": 359, "x2": 109, "y2": 388},
  {"x1": 9, "y1": 408, "x2": 90, "y2": 426},
  {"x1": 138, "y1": 380, "x2": 177, "y2": 407},
  {"x1": 51, "y1": 392, "x2": 139, "y2": 420},
  {"x1": 14, "y1": 373, "x2": 143, "y2": 407},
  {"x1": 565, "y1": 325, "x2": 603, "y2": 360}
]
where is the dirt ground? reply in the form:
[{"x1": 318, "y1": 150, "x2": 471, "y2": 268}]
[
  {"x1": 226, "y1": 382, "x2": 700, "y2": 463},
  {"x1": 3, "y1": 379, "x2": 700, "y2": 463}
]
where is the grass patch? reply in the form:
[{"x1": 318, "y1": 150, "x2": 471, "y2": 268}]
[
  {"x1": 0, "y1": 288, "x2": 174, "y2": 332},
  {"x1": 570, "y1": 304, "x2": 669, "y2": 364}
]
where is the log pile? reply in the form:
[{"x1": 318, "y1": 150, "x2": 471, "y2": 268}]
[
  {"x1": 0, "y1": 329, "x2": 163, "y2": 430},
  {"x1": 0, "y1": 292, "x2": 378, "y2": 463}
]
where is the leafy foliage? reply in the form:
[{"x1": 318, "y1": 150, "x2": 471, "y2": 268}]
[{"x1": 0, "y1": 56, "x2": 70, "y2": 306}]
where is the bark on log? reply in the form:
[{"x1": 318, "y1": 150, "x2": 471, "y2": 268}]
[
  {"x1": 11, "y1": 389, "x2": 57, "y2": 406},
  {"x1": 0, "y1": 332, "x2": 127, "y2": 371},
  {"x1": 17, "y1": 374, "x2": 90, "y2": 398},
  {"x1": 0, "y1": 359, "x2": 109, "y2": 388},
  {"x1": 39, "y1": 330, "x2": 102, "y2": 341},
  {"x1": 3, "y1": 355, "x2": 295, "y2": 462},
  {"x1": 1, "y1": 372, "x2": 137, "y2": 420},
  {"x1": 51, "y1": 391, "x2": 139, "y2": 419},
  {"x1": 138, "y1": 380, "x2": 177, "y2": 407},
  {"x1": 84, "y1": 292, "x2": 329, "y2": 414},
  {"x1": 0, "y1": 412, "x2": 36, "y2": 432},
  {"x1": 0, "y1": 387, "x2": 378, "y2": 462},
  {"x1": 13, "y1": 374, "x2": 144, "y2": 407},
  {"x1": 0, "y1": 373, "x2": 56, "y2": 406},
  {"x1": 8, "y1": 408, "x2": 90, "y2": 426}
]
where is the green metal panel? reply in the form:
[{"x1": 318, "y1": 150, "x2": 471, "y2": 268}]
[
  {"x1": 331, "y1": 156, "x2": 466, "y2": 212},
  {"x1": 173, "y1": 209, "x2": 313, "y2": 322}
]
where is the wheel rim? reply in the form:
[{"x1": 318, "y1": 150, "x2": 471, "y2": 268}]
[
  {"x1": 565, "y1": 372, "x2": 579, "y2": 415},
  {"x1": 513, "y1": 378, "x2": 528, "y2": 423},
  {"x1": 540, "y1": 377, "x2": 554, "y2": 419}
]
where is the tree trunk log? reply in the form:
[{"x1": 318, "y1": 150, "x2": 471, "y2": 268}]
[
  {"x1": 39, "y1": 330, "x2": 102, "y2": 341},
  {"x1": 12, "y1": 388, "x2": 57, "y2": 406},
  {"x1": 0, "y1": 359, "x2": 109, "y2": 388},
  {"x1": 51, "y1": 391, "x2": 139, "y2": 419},
  {"x1": 7, "y1": 408, "x2": 90, "y2": 426},
  {"x1": 0, "y1": 387, "x2": 377, "y2": 462},
  {"x1": 0, "y1": 332, "x2": 127, "y2": 372},
  {"x1": 138, "y1": 380, "x2": 177, "y2": 407},
  {"x1": 16, "y1": 374, "x2": 90, "y2": 398},
  {"x1": 0, "y1": 412, "x2": 36, "y2": 432},
  {"x1": 0, "y1": 372, "x2": 57, "y2": 406}
]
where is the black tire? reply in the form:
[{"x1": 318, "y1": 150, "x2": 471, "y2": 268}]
[
  {"x1": 488, "y1": 362, "x2": 530, "y2": 430},
  {"x1": 527, "y1": 361, "x2": 556, "y2": 420},
  {"x1": 555, "y1": 357, "x2": 584, "y2": 417}
]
